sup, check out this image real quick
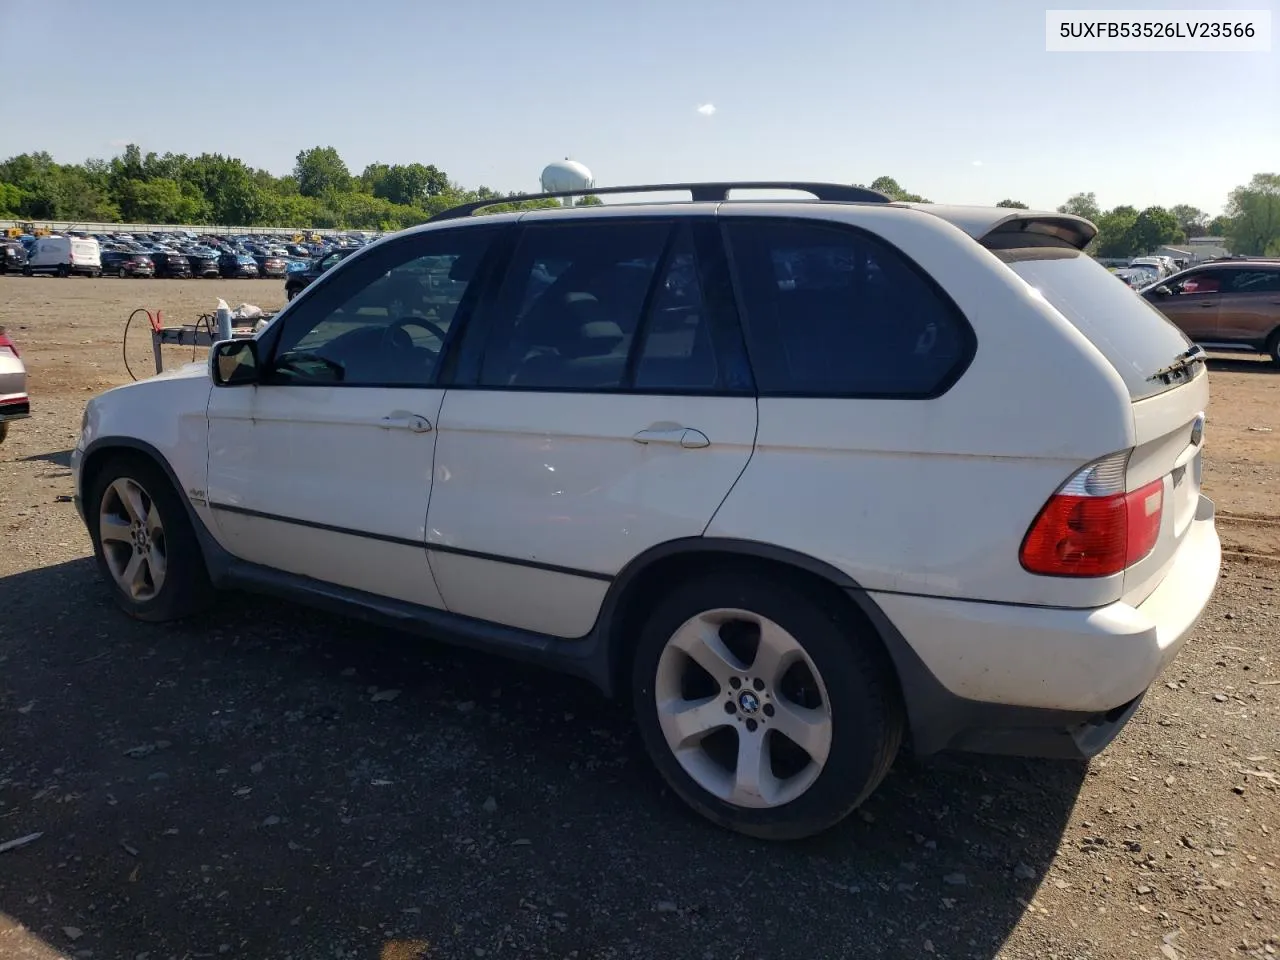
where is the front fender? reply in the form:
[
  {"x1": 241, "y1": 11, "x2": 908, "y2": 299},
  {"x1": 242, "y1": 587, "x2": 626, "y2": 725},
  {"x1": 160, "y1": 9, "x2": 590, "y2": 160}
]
[{"x1": 74, "y1": 370, "x2": 213, "y2": 522}]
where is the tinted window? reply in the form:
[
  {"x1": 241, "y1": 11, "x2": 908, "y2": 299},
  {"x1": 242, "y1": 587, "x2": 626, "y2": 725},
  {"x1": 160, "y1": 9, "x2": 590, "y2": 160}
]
[
  {"x1": 267, "y1": 227, "x2": 496, "y2": 387},
  {"x1": 1167, "y1": 269, "x2": 1222, "y2": 295},
  {"x1": 478, "y1": 220, "x2": 669, "y2": 389},
  {"x1": 723, "y1": 219, "x2": 971, "y2": 396},
  {"x1": 1222, "y1": 268, "x2": 1280, "y2": 293},
  {"x1": 1003, "y1": 248, "x2": 1194, "y2": 401},
  {"x1": 633, "y1": 227, "x2": 721, "y2": 391}
]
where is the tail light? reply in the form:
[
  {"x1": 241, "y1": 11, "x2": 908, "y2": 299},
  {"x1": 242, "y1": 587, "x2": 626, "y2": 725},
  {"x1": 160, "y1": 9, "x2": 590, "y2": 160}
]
[
  {"x1": 0, "y1": 329, "x2": 19, "y2": 359},
  {"x1": 1020, "y1": 451, "x2": 1164, "y2": 578}
]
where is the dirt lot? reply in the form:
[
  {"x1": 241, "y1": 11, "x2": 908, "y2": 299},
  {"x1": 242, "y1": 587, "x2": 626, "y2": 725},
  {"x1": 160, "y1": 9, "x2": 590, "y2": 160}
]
[{"x1": 0, "y1": 275, "x2": 1277, "y2": 960}]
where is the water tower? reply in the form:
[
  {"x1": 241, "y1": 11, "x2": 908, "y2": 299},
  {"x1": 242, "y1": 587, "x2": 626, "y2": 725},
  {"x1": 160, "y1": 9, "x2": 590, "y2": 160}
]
[{"x1": 540, "y1": 158, "x2": 594, "y2": 205}]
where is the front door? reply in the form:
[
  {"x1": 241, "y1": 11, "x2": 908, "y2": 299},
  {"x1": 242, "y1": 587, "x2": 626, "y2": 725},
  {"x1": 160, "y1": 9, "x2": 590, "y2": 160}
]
[
  {"x1": 205, "y1": 223, "x2": 503, "y2": 607},
  {"x1": 1150, "y1": 269, "x2": 1223, "y2": 342},
  {"x1": 426, "y1": 216, "x2": 758, "y2": 638}
]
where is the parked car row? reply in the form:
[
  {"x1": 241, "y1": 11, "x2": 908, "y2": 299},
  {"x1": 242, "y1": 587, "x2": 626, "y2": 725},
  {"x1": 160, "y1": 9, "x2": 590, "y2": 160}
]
[{"x1": 2, "y1": 227, "x2": 381, "y2": 280}]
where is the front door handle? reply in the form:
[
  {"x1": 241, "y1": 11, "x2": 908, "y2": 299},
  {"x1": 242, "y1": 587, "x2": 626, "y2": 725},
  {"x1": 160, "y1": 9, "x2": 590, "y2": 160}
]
[
  {"x1": 632, "y1": 427, "x2": 710, "y2": 449},
  {"x1": 380, "y1": 414, "x2": 433, "y2": 433},
  {"x1": 1198, "y1": 301, "x2": 1217, "y2": 308}
]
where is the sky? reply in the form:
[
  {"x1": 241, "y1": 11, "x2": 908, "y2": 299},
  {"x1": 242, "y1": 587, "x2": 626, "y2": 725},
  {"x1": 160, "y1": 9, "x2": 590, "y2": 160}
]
[{"x1": 1, "y1": 0, "x2": 1276, "y2": 216}]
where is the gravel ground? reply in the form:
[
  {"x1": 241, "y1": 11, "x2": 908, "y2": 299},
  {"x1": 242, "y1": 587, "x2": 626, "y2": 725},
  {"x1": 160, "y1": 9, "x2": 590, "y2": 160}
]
[{"x1": 0, "y1": 276, "x2": 1277, "y2": 960}]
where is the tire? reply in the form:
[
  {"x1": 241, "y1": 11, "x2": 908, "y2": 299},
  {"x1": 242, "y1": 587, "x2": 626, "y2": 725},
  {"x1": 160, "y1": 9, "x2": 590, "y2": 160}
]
[
  {"x1": 21, "y1": 266, "x2": 32, "y2": 277},
  {"x1": 119, "y1": 268, "x2": 128, "y2": 279},
  {"x1": 1267, "y1": 329, "x2": 1280, "y2": 367},
  {"x1": 631, "y1": 571, "x2": 903, "y2": 840},
  {"x1": 56, "y1": 264, "x2": 69, "y2": 278},
  {"x1": 0, "y1": 421, "x2": 8, "y2": 444},
  {"x1": 87, "y1": 454, "x2": 214, "y2": 622}
]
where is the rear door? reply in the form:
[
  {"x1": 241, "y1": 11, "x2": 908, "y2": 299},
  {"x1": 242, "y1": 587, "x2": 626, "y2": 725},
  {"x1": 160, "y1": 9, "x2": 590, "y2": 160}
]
[
  {"x1": 425, "y1": 215, "x2": 757, "y2": 638},
  {"x1": 1215, "y1": 266, "x2": 1280, "y2": 343},
  {"x1": 70, "y1": 239, "x2": 100, "y2": 268}
]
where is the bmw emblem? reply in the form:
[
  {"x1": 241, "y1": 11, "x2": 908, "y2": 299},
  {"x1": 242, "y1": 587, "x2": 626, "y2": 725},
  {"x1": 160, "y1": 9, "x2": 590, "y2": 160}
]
[
  {"x1": 1190, "y1": 414, "x2": 1205, "y2": 447},
  {"x1": 737, "y1": 691, "x2": 761, "y2": 715}
]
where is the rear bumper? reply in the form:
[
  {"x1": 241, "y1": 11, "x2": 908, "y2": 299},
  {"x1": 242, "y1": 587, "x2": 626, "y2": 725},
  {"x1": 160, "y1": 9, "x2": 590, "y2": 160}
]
[
  {"x1": 865, "y1": 495, "x2": 1221, "y2": 759},
  {"x1": 0, "y1": 395, "x2": 30, "y2": 422}
]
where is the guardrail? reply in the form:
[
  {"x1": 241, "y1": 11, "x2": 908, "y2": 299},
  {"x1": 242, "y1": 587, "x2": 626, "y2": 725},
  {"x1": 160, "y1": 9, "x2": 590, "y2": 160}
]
[{"x1": 0, "y1": 220, "x2": 352, "y2": 237}]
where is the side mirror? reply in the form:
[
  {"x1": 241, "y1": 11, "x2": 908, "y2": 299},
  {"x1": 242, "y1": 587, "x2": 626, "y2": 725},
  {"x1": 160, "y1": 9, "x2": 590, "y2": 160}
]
[{"x1": 210, "y1": 338, "x2": 260, "y2": 387}]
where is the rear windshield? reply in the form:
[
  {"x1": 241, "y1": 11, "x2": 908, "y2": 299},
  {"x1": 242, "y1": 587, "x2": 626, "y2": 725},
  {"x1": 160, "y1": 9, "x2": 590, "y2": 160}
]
[{"x1": 996, "y1": 247, "x2": 1195, "y2": 401}]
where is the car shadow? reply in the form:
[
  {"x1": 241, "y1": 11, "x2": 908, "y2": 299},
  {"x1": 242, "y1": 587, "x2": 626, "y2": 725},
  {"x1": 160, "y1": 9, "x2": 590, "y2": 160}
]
[
  {"x1": 1206, "y1": 356, "x2": 1279, "y2": 374},
  {"x1": 0, "y1": 558, "x2": 1085, "y2": 960},
  {"x1": 17, "y1": 448, "x2": 73, "y2": 468}
]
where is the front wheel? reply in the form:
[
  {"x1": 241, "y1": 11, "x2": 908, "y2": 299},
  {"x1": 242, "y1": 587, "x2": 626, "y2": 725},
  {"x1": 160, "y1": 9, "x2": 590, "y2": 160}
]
[
  {"x1": 87, "y1": 456, "x2": 214, "y2": 621},
  {"x1": 631, "y1": 571, "x2": 903, "y2": 840},
  {"x1": 1267, "y1": 329, "x2": 1280, "y2": 368},
  {"x1": 0, "y1": 421, "x2": 8, "y2": 444}
]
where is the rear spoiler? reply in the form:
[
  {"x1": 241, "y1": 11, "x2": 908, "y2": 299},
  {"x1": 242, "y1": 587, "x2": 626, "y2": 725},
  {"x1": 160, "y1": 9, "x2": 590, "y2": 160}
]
[
  {"x1": 977, "y1": 214, "x2": 1097, "y2": 251},
  {"x1": 902, "y1": 204, "x2": 1098, "y2": 252}
]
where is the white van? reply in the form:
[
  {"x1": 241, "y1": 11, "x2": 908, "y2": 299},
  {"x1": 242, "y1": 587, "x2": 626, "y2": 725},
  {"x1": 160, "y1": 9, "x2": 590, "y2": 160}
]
[{"x1": 25, "y1": 236, "x2": 102, "y2": 278}]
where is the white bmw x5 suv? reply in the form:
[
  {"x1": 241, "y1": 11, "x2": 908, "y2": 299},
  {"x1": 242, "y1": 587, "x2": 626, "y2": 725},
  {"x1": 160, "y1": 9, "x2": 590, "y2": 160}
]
[{"x1": 72, "y1": 182, "x2": 1221, "y2": 840}]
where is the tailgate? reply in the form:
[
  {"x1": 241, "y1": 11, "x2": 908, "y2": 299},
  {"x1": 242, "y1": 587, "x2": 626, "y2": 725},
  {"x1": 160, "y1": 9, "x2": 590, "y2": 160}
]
[
  {"x1": 70, "y1": 240, "x2": 99, "y2": 264},
  {"x1": 1122, "y1": 368, "x2": 1209, "y2": 606}
]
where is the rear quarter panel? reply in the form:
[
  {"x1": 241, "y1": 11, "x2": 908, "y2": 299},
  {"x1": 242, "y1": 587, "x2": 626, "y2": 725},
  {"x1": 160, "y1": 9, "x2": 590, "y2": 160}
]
[{"x1": 708, "y1": 204, "x2": 1136, "y2": 608}]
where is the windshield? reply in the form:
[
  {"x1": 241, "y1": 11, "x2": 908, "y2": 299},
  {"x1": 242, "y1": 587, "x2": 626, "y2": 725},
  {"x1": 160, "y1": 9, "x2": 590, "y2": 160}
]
[{"x1": 998, "y1": 247, "x2": 1195, "y2": 401}]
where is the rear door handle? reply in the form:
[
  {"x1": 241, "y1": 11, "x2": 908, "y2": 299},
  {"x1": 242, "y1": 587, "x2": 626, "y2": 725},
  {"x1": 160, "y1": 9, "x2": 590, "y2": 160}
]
[
  {"x1": 632, "y1": 427, "x2": 710, "y2": 449},
  {"x1": 380, "y1": 414, "x2": 433, "y2": 433}
]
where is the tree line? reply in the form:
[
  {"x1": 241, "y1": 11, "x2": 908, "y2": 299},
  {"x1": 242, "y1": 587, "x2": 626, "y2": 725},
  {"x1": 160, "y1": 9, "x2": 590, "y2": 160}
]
[
  {"x1": 862, "y1": 174, "x2": 1280, "y2": 258},
  {"x1": 0, "y1": 144, "x2": 575, "y2": 231},
  {"x1": 2, "y1": 147, "x2": 1276, "y2": 257}
]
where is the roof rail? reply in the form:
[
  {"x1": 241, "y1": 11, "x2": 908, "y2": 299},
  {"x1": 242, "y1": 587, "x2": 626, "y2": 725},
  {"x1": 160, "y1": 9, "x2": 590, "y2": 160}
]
[{"x1": 426, "y1": 181, "x2": 894, "y2": 223}]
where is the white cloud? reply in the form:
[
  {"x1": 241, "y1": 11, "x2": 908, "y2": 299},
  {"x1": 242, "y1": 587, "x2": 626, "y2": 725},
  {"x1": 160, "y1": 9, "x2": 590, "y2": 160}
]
[
  {"x1": 971, "y1": 159, "x2": 984, "y2": 167},
  {"x1": 696, "y1": 103, "x2": 716, "y2": 116}
]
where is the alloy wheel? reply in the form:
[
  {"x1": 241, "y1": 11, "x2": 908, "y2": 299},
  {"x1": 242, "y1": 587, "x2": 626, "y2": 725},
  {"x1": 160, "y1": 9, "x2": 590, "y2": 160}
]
[
  {"x1": 654, "y1": 608, "x2": 833, "y2": 809},
  {"x1": 98, "y1": 477, "x2": 167, "y2": 602}
]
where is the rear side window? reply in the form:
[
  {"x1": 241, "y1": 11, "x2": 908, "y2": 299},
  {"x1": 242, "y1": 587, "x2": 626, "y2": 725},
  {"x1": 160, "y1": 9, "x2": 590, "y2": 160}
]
[
  {"x1": 998, "y1": 248, "x2": 1194, "y2": 401},
  {"x1": 1222, "y1": 267, "x2": 1280, "y2": 293},
  {"x1": 723, "y1": 219, "x2": 973, "y2": 397}
]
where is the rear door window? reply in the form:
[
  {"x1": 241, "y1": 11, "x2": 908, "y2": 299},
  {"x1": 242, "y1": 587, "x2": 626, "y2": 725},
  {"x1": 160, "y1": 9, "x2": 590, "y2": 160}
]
[
  {"x1": 723, "y1": 219, "x2": 974, "y2": 397},
  {"x1": 476, "y1": 220, "x2": 669, "y2": 390},
  {"x1": 1221, "y1": 267, "x2": 1280, "y2": 294},
  {"x1": 997, "y1": 247, "x2": 1195, "y2": 401}
]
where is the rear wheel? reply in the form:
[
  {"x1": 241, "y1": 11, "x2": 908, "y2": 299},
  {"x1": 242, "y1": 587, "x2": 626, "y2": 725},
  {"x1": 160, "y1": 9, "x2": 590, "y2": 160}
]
[
  {"x1": 1267, "y1": 329, "x2": 1280, "y2": 367},
  {"x1": 0, "y1": 422, "x2": 8, "y2": 444},
  {"x1": 56, "y1": 264, "x2": 69, "y2": 278},
  {"x1": 631, "y1": 571, "x2": 903, "y2": 840},
  {"x1": 87, "y1": 455, "x2": 214, "y2": 621},
  {"x1": 119, "y1": 268, "x2": 128, "y2": 279}
]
